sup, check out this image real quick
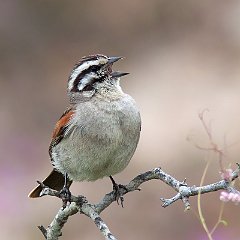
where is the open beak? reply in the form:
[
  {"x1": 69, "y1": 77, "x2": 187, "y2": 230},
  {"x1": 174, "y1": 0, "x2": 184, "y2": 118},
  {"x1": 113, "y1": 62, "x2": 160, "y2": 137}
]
[
  {"x1": 111, "y1": 71, "x2": 129, "y2": 78},
  {"x1": 107, "y1": 57, "x2": 128, "y2": 78}
]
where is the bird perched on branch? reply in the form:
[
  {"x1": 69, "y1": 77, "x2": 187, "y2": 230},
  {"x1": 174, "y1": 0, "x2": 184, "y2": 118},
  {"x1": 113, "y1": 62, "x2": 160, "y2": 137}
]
[{"x1": 28, "y1": 54, "x2": 141, "y2": 205}]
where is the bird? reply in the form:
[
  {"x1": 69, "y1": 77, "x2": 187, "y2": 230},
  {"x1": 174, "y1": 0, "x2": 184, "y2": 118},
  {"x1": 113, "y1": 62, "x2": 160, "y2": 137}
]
[{"x1": 28, "y1": 54, "x2": 141, "y2": 205}]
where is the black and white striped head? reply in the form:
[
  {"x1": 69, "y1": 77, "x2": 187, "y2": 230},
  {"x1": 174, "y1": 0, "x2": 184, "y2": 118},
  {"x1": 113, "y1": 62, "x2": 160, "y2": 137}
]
[{"x1": 68, "y1": 54, "x2": 123, "y2": 93}]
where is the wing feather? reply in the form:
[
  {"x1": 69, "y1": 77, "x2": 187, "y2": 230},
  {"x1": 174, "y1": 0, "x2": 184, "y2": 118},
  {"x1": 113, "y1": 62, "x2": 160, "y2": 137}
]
[{"x1": 49, "y1": 108, "x2": 75, "y2": 159}]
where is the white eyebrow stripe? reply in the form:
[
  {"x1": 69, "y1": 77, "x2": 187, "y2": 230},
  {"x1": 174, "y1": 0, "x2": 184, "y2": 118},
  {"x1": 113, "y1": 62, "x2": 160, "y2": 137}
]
[
  {"x1": 68, "y1": 59, "x2": 101, "y2": 91},
  {"x1": 77, "y1": 72, "x2": 97, "y2": 91}
]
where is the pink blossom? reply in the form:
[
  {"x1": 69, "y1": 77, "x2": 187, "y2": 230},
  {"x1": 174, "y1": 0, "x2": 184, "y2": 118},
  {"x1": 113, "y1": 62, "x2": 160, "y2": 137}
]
[
  {"x1": 220, "y1": 169, "x2": 233, "y2": 181},
  {"x1": 220, "y1": 191, "x2": 240, "y2": 204}
]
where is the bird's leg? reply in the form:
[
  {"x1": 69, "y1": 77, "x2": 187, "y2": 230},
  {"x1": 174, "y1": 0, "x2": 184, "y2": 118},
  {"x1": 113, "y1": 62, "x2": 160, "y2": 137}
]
[
  {"x1": 109, "y1": 176, "x2": 128, "y2": 207},
  {"x1": 59, "y1": 173, "x2": 72, "y2": 208}
]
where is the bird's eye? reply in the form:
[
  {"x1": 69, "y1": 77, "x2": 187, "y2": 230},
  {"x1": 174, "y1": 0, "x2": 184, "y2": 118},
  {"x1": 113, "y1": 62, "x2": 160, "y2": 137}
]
[{"x1": 91, "y1": 65, "x2": 100, "y2": 72}]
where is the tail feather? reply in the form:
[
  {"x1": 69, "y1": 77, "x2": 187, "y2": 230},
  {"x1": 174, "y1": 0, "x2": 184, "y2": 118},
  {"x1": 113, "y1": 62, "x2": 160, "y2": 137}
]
[{"x1": 28, "y1": 170, "x2": 72, "y2": 198}]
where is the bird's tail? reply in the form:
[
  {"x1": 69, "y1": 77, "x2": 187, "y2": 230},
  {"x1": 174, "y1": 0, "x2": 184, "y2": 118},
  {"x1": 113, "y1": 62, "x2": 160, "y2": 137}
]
[{"x1": 28, "y1": 170, "x2": 72, "y2": 198}]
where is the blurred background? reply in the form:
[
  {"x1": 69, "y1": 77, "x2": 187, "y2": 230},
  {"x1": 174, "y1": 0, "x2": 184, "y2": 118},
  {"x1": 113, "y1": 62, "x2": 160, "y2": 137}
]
[{"x1": 1, "y1": 1, "x2": 240, "y2": 239}]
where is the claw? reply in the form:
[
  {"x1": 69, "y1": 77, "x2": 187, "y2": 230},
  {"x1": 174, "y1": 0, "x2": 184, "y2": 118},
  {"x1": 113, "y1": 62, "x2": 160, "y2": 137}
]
[
  {"x1": 59, "y1": 173, "x2": 72, "y2": 208},
  {"x1": 109, "y1": 176, "x2": 127, "y2": 207},
  {"x1": 59, "y1": 186, "x2": 71, "y2": 208}
]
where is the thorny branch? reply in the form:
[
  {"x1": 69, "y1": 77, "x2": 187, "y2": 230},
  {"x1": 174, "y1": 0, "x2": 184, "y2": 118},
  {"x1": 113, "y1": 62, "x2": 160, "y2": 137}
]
[{"x1": 37, "y1": 165, "x2": 240, "y2": 240}]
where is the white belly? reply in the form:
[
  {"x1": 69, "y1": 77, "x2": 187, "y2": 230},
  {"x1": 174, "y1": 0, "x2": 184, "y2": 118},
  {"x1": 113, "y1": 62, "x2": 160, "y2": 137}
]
[{"x1": 51, "y1": 95, "x2": 141, "y2": 181}]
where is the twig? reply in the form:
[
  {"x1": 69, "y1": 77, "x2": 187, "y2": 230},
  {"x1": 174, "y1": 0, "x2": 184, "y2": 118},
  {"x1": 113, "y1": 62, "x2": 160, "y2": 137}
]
[{"x1": 37, "y1": 165, "x2": 240, "y2": 239}]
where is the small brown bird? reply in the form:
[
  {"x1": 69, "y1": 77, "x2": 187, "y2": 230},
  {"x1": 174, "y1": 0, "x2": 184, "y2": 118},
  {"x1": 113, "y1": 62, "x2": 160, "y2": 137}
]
[{"x1": 28, "y1": 54, "x2": 141, "y2": 202}]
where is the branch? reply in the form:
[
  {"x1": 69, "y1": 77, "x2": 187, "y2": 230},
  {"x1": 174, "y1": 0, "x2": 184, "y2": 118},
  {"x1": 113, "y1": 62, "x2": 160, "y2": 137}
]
[{"x1": 38, "y1": 165, "x2": 240, "y2": 239}]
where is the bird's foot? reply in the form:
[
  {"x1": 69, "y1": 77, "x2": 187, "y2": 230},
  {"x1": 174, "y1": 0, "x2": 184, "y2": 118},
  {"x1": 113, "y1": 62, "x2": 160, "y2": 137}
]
[
  {"x1": 59, "y1": 186, "x2": 71, "y2": 209},
  {"x1": 59, "y1": 173, "x2": 72, "y2": 209},
  {"x1": 110, "y1": 176, "x2": 128, "y2": 207}
]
